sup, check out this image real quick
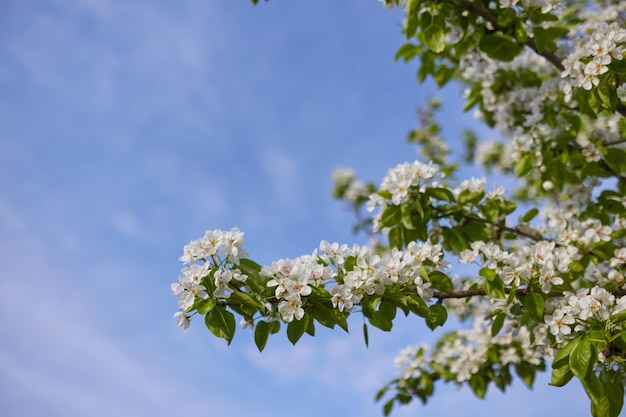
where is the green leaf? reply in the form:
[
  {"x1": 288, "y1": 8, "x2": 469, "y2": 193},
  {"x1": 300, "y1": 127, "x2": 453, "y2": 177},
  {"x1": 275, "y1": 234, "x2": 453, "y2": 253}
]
[
  {"x1": 514, "y1": 153, "x2": 533, "y2": 177},
  {"x1": 497, "y1": 8, "x2": 517, "y2": 28},
  {"x1": 515, "y1": 363, "x2": 537, "y2": 389},
  {"x1": 305, "y1": 315, "x2": 315, "y2": 336},
  {"x1": 484, "y1": 277, "x2": 505, "y2": 299},
  {"x1": 394, "y1": 43, "x2": 420, "y2": 62},
  {"x1": 605, "y1": 148, "x2": 626, "y2": 176},
  {"x1": 524, "y1": 292, "x2": 544, "y2": 322},
  {"x1": 444, "y1": 227, "x2": 470, "y2": 252},
  {"x1": 238, "y1": 258, "x2": 262, "y2": 274},
  {"x1": 550, "y1": 363, "x2": 574, "y2": 387},
  {"x1": 383, "y1": 398, "x2": 394, "y2": 416},
  {"x1": 309, "y1": 303, "x2": 338, "y2": 329},
  {"x1": 379, "y1": 299, "x2": 397, "y2": 321},
  {"x1": 515, "y1": 20, "x2": 528, "y2": 43},
  {"x1": 369, "y1": 313, "x2": 393, "y2": 331},
  {"x1": 401, "y1": 203, "x2": 416, "y2": 230},
  {"x1": 375, "y1": 385, "x2": 389, "y2": 402},
  {"x1": 229, "y1": 291, "x2": 263, "y2": 315},
  {"x1": 268, "y1": 320, "x2": 280, "y2": 334},
  {"x1": 254, "y1": 320, "x2": 271, "y2": 352},
  {"x1": 423, "y1": 24, "x2": 445, "y2": 53},
  {"x1": 479, "y1": 267, "x2": 497, "y2": 282},
  {"x1": 389, "y1": 226, "x2": 403, "y2": 250},
  {"x1": 570, "y1": 337, "x2": 595, "y2": 379},
  {"x1": 369, "y1": 300, "x2": 396, "y2": 332},
  {"x1": 361, "y1": 295, "x2": 382, "y2": 318},
  {"x1": 205, "y1": 306, "x2": 236, "y2": 345},
  {"x1": 378, "y1": 189, "x2": 392, "y2": 200},
  {"x1": 426, "y1": 303, "x2": 448, "y2": 330},
  {"x1": 478, "y1": 34, "x2": 523, "y2": 61},
  {"x1": 553, "y1": 337, "x2": 580, "y2": 369},
  {"x1": 425, "y1": 187, "x2": 456, "y2": 202},
  {"x1": 595, "y1": 375, "x2": 624, "y2": 417},
  {"x1": 429, "y1": 271, "x2": 454, "y2": 292},
  {"x1": 381, "y1": 205, "x2": 402, "y2": 227},
  {"x1": 196, "y1": 298, "x2": 216, "y2": 315},
  {"x1": 468, "y1": 375, "x2": 488, "y2": 398},
  {"x1": 491, "y1": 312, "x2": 505, "y2": 337},
  {"x1": 404, "y1": 294, "x2": 429, "y2": 317},
  {"x1": 363, "y1": 323, "x2": 369, "y2": 348},
  {"x1": 521, "y1": 207, "x2": 539, "y2": 222},
  {"x1": 287, "y1": 314, "x2": 310, "y2": 345},
  {"x1": 237, "y1": 259, "x2": 264, "y2": 291},
  {"x1": 458, "y1": 190, "x2": 484, "y2": 205},
  {"x1": 596, "y1": 81, "x2": 617, "y2": 112},
  {"x1": 550, "y1": 336, "x2": 580, "y2": 387},
  {"x1": 611, "y1": 311, "x2": 626, "y2": 325}
]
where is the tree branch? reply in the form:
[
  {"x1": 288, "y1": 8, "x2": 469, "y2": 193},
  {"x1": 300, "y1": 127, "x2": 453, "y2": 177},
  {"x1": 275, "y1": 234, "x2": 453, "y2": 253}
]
[
  {"x1": 434, "y1": 287, "x2": 626, "y2": 300},
  {"x1": 453, "y1": 0, "x2": 626, "y2": 118},
  {"x1": 463, "y1": 213, "x2": 547, "y2": 243},
  {"x1": 568, "y1": 142, "x2": 626, "y2": 185}
]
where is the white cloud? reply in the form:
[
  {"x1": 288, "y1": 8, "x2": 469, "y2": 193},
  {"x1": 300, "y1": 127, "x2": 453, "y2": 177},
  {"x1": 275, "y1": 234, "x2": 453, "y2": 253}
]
[
  {"x1": 0, "y1": 228, "x2": 257, "y2": 417},
  {"x1": 260, "y1": 147, "x2": 299, "y2": 207},
  {"x1": 3, "y1": 0, "x2": 223, "y2": 122},
  {"x1": 110, "y1": 210, "x2": 145, "y2": 239}
]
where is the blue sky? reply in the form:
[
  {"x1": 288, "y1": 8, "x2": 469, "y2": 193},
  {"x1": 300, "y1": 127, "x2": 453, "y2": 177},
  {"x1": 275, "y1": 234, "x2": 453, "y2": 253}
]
[{"x1": 0, "y1": 0, "x2": 606, "y2": 416}]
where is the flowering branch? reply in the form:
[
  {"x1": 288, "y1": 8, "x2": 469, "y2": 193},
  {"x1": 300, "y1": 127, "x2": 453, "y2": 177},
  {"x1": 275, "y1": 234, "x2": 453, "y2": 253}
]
[{"x1": 177, "y1": 2, "x2": 626, "y2": 417}]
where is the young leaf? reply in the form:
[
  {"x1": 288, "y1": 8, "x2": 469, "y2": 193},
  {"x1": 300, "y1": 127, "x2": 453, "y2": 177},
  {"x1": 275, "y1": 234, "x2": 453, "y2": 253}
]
[
  {"x1": 425, "y1": 187, "x2": 456, "y2": 202},
  {"x1": 491, "y1": 312, "x2": 505, "y2": 337},
  {"x1": 287, "y1": 314, "x2": 310, "y2": 345},
  {"x1": 478, "y1": 34, "x2": 523, "y2": 61},
  {"x1": 426, "y1": 303, "x2": 448, "y2": 330},
  {"x1": 254, "y1": 320, "x2": 271, "y2": 352},
  {"x1": 423, "y1": 24, "x2": 445, "y2": 53},
  {"x1": 429, "y1": 270, "x2": 454, "y2": 292},
  {"x1": 205, "y1": 306, "x2": 236, "y2": 345},
  {"x1": 524, "y1": 292, "x2": 544, "y2": 322},
  {"x1": 569, "y1": 337, "x2": 595, "y2": 379},
  {"x1": 468, "y1": 375, "x2": 488, "y2": 399},
  {"x1": 196, "y1": 298, "x2": 217, "y2": 315},
  {"x1": 550, "y1": 363, "x2": 574, "y2": 387},
  {"x1": 521, "y1": 207, "x2": 539, "y2": 222}
]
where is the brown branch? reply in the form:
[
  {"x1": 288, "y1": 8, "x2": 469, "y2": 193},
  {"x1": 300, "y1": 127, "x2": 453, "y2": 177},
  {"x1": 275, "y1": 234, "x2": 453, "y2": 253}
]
[
  {"x1": 568, "y1": 142, "x2": 626, "y2": 185},
  {"x1": 602, "y1": 138, "x2": 626, "y2": 147},
  {"x1": 434, "y1": 287, "x2": 626, "y2": 300},
  {"x1": 464, "y1": 214, "x2": 547, "y2": 243}
]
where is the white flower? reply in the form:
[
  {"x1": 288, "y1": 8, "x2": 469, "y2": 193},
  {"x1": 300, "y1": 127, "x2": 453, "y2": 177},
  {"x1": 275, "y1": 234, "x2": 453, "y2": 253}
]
[
  {"x1": 545, "y1": 309, "x2": 575, "y2": 341},
  {"x1": 278, "y1": 295, "x2": 305, "y2": 322},
  {"x1": 174, "y1": 312, "x2": 191, "y2": 331},
  {"x1": 319, "y1": 240, "x2": 351, "y2": 265},
  {"x1": 330, "y1": 285, "x2": 354, "y2": 312},
  {"x1": 539, "y1": 265, "x2": 563, "y2": 293}
]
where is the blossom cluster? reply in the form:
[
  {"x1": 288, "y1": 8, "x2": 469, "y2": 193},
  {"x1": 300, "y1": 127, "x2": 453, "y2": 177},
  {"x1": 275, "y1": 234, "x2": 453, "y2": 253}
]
[
  {"x1": 171, "y1": 227, "x2": 451, "y2": 329},
  {"x1": 171, "y1": 228, "x2": 248, "y2": 330},
  {"x1": 395, "y1": 314, "x2": 543, "y2": 387},
  {"x1": 538, "y1": 286, "x2": 626, "y2": 347},
  {"x1": 561, "y1": 10, "x2": 626, "y2": 95},
  {"x1": 332, "y1": 168, "x2": 371, "y2": 204},
  {"x1": 262, "y1": 239, "x2": 447, "y2": 322},
  {"x1": 460, "y1": 239, "x2": 582, "y2": 293},
  {"x1": 366, "y1": 160, "x2": 443, "y2": 230}
]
